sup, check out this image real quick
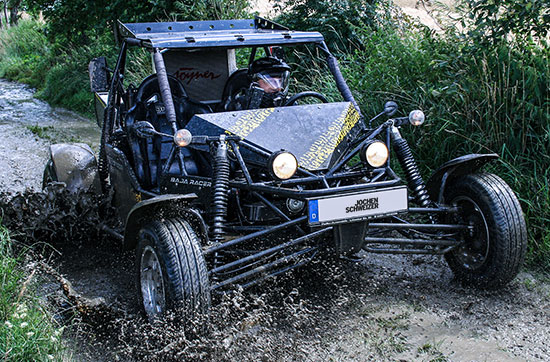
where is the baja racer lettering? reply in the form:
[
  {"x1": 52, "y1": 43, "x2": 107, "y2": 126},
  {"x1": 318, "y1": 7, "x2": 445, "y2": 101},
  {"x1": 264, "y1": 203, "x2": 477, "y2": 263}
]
[
  {"x1": 225, "y1": 108, "x2": 275, "y2": 138},
  {"x1": 345, "y1": 197, "x2": 379, "y2": 213},
  {"x1": 170, "y1": 177, "x2": 212, "y2": 187},
  {"x1": 299, "y1": 103, "x2": 360, "y2": 169},
  {"x1": 173, "y1": 67, "x2": 222, "y2": 85}
]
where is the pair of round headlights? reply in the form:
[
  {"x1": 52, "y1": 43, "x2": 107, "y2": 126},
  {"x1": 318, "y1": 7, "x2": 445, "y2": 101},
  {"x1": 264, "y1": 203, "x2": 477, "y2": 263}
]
[
  {"x1": 269, "y1": 141, "x2": 389, "y2": 182},
  {"x1": 174, "y1": 130, "x2": 389, "y2": 181}
]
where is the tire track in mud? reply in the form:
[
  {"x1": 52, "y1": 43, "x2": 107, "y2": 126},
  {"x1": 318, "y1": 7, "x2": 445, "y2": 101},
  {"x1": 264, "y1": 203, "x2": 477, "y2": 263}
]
[{"x1": 0, "y1": 79, "x2": 549, "y2": 361}]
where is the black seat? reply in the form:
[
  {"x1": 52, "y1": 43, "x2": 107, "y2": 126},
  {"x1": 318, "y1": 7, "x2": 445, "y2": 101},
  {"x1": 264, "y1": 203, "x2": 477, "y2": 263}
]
[
  {"x1": 125, "y1": 75, "x2": 210, "y2": 189},
  {"x1": 218, "y1": 68, "x2": 250, "y2": 111}
]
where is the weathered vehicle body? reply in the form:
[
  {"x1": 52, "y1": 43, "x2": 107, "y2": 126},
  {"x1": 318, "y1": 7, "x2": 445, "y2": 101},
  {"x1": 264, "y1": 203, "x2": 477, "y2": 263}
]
[{"x1": 46, "y1": 17, "x2": 527, "y2": 320}]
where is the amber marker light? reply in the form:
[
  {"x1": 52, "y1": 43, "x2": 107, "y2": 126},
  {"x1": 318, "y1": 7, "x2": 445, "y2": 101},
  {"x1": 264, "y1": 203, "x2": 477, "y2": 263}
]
[{"x1": 174, "y1": 129, "x2": 192, "y2": 147}]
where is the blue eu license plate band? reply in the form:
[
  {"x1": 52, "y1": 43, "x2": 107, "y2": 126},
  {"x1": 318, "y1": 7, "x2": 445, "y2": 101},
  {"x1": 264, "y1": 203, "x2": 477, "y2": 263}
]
[
  {"x1": 308, "y1": 199, "x2": 319, "y2": 223},
  {"x1": 307, "y1": 186, "x2": 408, "y2": 225}
]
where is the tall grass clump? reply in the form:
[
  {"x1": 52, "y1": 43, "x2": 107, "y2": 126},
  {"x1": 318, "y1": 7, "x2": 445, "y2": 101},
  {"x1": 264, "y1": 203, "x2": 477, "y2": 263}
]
[
  {"x1": 0, "y1": 19, "x2": 52, "y2": 89},
  {"x1": 0, "y1": 224, "x2": 65, "y2": 361}
]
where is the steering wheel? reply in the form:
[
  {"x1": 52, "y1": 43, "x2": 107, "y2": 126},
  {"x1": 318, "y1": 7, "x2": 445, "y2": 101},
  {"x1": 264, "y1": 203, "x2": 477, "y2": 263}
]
[
  {"x1": 284, "y1": 91, "x2": 328, "y2": 106},
  {"x1": 135, "y1": 74, "x2": 187, "y2": 105}
]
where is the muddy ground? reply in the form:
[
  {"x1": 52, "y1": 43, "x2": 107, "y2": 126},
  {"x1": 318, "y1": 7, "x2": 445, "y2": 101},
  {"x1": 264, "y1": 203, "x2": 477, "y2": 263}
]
[{"x1": 0, "y1": 79, "x2": 548, "y2": 361}]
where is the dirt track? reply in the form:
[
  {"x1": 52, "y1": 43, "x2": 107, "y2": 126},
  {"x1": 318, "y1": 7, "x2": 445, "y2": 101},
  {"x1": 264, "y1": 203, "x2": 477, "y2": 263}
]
[{"x1": 1, "y1": 79, "x2": 549, "y2": 361}]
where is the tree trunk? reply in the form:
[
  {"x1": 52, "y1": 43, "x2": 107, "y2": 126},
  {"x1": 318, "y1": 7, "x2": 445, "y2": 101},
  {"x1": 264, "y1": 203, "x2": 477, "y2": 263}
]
[
  {"x1": 3, "y1": 1, "x2": 9, "y2": 28},
  {"x1": 9, "y1": 0, "x2": 21, "y2": 26}
]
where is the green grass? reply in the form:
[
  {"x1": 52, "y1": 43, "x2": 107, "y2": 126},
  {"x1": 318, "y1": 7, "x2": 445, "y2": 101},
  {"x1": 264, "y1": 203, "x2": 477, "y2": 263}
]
[
  {"x1": 0, "y1": 224, "x2": 65, "y2": 361},
  {"x1": 26, "y1": 125, "x2": 55, "y2": 141},
  {"x1": 417, "y1": 340, "x2": 449, "y2": 362}
]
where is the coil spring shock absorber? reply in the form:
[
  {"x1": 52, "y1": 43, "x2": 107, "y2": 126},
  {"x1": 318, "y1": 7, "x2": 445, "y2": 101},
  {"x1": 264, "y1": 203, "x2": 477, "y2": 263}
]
[
  {"x1": 210, "y1": 136, "x2": 230, "y2": 244},
  {"x1": 390, "y1": 126, "x2": 432, "y2": 207}
]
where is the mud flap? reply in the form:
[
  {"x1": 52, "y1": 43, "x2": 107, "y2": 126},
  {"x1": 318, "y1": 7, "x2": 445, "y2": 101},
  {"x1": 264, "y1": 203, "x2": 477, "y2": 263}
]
[
  {"x1": 333, "y1": 221, "x2": 368, "y2": 255},
  {"x1": 49, "y1": 143, "x2": 100, "y2": 194}
]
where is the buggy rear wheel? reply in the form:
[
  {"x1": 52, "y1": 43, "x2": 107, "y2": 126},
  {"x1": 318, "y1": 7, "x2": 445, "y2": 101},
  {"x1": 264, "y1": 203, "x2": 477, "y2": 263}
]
[
  {"x1": 136, "y1": 218, "x2": 210, "y2": 319},
  {"x1": 445, "y1": 173, "x2": 527, "y2": 288}
]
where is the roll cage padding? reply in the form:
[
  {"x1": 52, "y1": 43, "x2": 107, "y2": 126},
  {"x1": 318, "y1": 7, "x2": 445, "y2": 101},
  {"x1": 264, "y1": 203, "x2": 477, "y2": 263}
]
[
  {"x1": 153, "y1": 49, "x2": 179, "y2": 129},
  {"x1": 326, "y1": 53, "x2": 362, "y2": 118}
]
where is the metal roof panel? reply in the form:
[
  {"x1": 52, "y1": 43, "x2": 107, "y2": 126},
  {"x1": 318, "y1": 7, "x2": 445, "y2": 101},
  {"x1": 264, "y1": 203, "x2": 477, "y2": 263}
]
[{"x1": 119, "y1": 18, "x2": 324, "y2": 49}]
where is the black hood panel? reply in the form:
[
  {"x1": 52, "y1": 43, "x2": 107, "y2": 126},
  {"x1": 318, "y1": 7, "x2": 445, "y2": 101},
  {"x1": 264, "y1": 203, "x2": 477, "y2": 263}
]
[{"x1": 186, "y1": 102, "x2": 361, "y2": 170}]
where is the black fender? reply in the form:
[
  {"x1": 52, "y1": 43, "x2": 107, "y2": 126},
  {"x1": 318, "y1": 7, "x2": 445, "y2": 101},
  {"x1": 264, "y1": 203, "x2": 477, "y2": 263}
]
[
  {"x1": 426, "y1": 153, "x2": 499, "y2": 204},
  {"x1": 123, "y1": 193, "x2": 209, "y2": 250}
]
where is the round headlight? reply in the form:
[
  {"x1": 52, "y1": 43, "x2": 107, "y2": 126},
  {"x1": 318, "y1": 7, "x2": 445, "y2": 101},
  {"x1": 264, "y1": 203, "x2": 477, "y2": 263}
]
[
  {"x1": 174, "y1": 129, "x2": 192, "y2": 147},
  {"x1": 361, "y1": 141, "x2": 389, "y2": 168},
  {"x1": 408, "y1": 110, "x2": 425, "y2": 126},
  {"x1": 269, "y1": 151, "x2": 298, "y2": 180}
]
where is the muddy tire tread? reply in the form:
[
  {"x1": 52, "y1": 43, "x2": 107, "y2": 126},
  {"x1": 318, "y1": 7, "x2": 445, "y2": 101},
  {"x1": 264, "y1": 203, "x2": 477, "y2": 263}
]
[
  {"x1": 445, "y1": 173, "x2": 527, "y2": 288},
  {"x1": 137, "y1": 218, "x2": 210, "y2": 317}
]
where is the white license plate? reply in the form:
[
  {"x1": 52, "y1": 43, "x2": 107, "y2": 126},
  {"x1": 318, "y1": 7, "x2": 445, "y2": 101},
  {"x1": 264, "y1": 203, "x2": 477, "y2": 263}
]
[{"x1": 308, "y1": 186, "x2": 408, "y2": 225}]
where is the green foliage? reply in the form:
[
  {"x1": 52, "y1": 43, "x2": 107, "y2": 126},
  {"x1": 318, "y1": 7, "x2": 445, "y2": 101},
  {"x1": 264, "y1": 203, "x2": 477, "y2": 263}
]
[
  {"x1": 24, "y1": 0, "x2": 179, "y2": 45},
  {"x1": 0, "y1": 19, "x2": 51, "y2": 89},
  {"x1": 289, "y1": 6, "x2": 550, "y2": 269},
  {"x1": 0, "y1": 224, "x2": 65, "y2": 361},
  {"x1": 24, "y1": 0, "x2": 251, "y2": 46},
  {"x1": 274, "y1": 0, "x2": 381, "y2": 53},
  {"x1": 174, "y1": 0, "x2": 251, "y2": 20},
  {"x1": 463, "y1": 0, "x2": 550, "y2": 45}
]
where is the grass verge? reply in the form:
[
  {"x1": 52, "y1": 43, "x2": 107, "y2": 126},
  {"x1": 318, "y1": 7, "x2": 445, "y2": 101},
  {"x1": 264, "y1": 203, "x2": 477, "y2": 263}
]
[{"x1": 0, "y1": 223, "x2": 65, "y2": 361}]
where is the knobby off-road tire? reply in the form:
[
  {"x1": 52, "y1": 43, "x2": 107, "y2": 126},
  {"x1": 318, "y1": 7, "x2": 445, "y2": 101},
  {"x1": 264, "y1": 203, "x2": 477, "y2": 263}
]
[
  {"x1": 136, "y1": 218, "x2": 210, "y2": 320},
  {"x1": 445, "y1": 173, "x2": 527, "y2": 288}
]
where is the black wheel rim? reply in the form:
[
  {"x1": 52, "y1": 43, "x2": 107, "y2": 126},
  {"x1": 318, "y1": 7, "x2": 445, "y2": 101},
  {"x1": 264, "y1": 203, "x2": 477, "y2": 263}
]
[
  {"x1": 140, "y1": 245, "x2": 166, "y2": 317},
  {"x1": 452, "y1": 196, "x2": 490, "y2": 270}
]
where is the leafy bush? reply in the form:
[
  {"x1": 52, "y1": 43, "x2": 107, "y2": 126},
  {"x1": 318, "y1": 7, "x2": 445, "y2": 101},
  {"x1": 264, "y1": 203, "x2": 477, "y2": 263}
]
[
  {"x1": 463, "y1": 0, "x2": 549, "y2": 45},
  {"x1": 275, "y1": 0, "x2": 381, "y2": 53},
  {"x1": 0, "y1": 19, "x2": 52, "y2": 89}
]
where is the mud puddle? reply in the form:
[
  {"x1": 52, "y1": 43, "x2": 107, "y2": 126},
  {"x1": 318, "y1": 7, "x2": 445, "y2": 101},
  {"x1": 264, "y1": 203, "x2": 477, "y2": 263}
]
[{"x1": 0, "y1": 78, "x2": 549, "y2": 361}]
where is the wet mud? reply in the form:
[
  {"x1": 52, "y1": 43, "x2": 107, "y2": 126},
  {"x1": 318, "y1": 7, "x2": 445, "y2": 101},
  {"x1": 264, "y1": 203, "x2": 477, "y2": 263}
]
[{"x1": 0, "y1": 79, "x2": 549, "y2": 361}]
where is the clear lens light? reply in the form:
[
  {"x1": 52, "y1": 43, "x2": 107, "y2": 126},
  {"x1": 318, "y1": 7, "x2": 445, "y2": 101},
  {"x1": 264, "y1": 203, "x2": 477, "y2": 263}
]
[
  {"x1": 366, "y1": 142, "x2": 389, "y2": 167},
  {"x1": 174, "y1": 129, "x2": 192, "y2": 147},
  {"x1": 272, "y1": 152, "x2": 298, "y2": 180},
  {"x1": 409, "y1": 110, "x2": 425, "y2": 126}
]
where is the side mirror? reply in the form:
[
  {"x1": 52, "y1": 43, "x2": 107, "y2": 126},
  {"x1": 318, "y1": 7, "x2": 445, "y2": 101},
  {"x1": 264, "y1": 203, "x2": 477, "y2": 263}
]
[
  {"x1": 133, "y1": 121, "x2": 158, "y2": 138},
  {"x1": 384, "y1": 101, "x2": 398, "y2": 117},
  {"x1": 88, "y1": 57, "x2": 110, "y2": 92}
]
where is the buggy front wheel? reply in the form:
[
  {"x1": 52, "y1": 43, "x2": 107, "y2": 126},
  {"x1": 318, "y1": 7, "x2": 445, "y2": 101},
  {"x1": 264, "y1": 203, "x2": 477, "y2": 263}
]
[
  {"x1": 136, "y1": 218, "x2": 210, "y2": 319},
  {"x1": 445, "y1": 173, "x2": 527, "y2": 288}
]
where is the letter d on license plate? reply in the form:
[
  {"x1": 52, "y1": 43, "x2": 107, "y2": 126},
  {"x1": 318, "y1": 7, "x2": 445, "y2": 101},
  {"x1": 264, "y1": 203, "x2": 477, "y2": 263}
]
[{"x1": 308, "y1": 186, "x2": 408, "y2": 225}]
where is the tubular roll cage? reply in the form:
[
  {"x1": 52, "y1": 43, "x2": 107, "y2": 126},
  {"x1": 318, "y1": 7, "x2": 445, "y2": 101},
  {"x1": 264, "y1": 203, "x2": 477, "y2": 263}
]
[{"x1": 104, "y1": 18, "x2": 468, "y2": 291}]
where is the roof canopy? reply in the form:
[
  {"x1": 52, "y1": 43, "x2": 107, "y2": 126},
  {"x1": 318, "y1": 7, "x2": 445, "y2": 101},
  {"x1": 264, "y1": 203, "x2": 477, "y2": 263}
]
[{"x1": 118, "y1": 17, "x2": 325, "y2": 49}]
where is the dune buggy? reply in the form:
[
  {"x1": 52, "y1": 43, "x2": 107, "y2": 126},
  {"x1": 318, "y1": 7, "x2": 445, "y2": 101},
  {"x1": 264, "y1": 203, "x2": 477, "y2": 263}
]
[{"x1": 45, "y1": 17, "x2": 527, "y2": 319}]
